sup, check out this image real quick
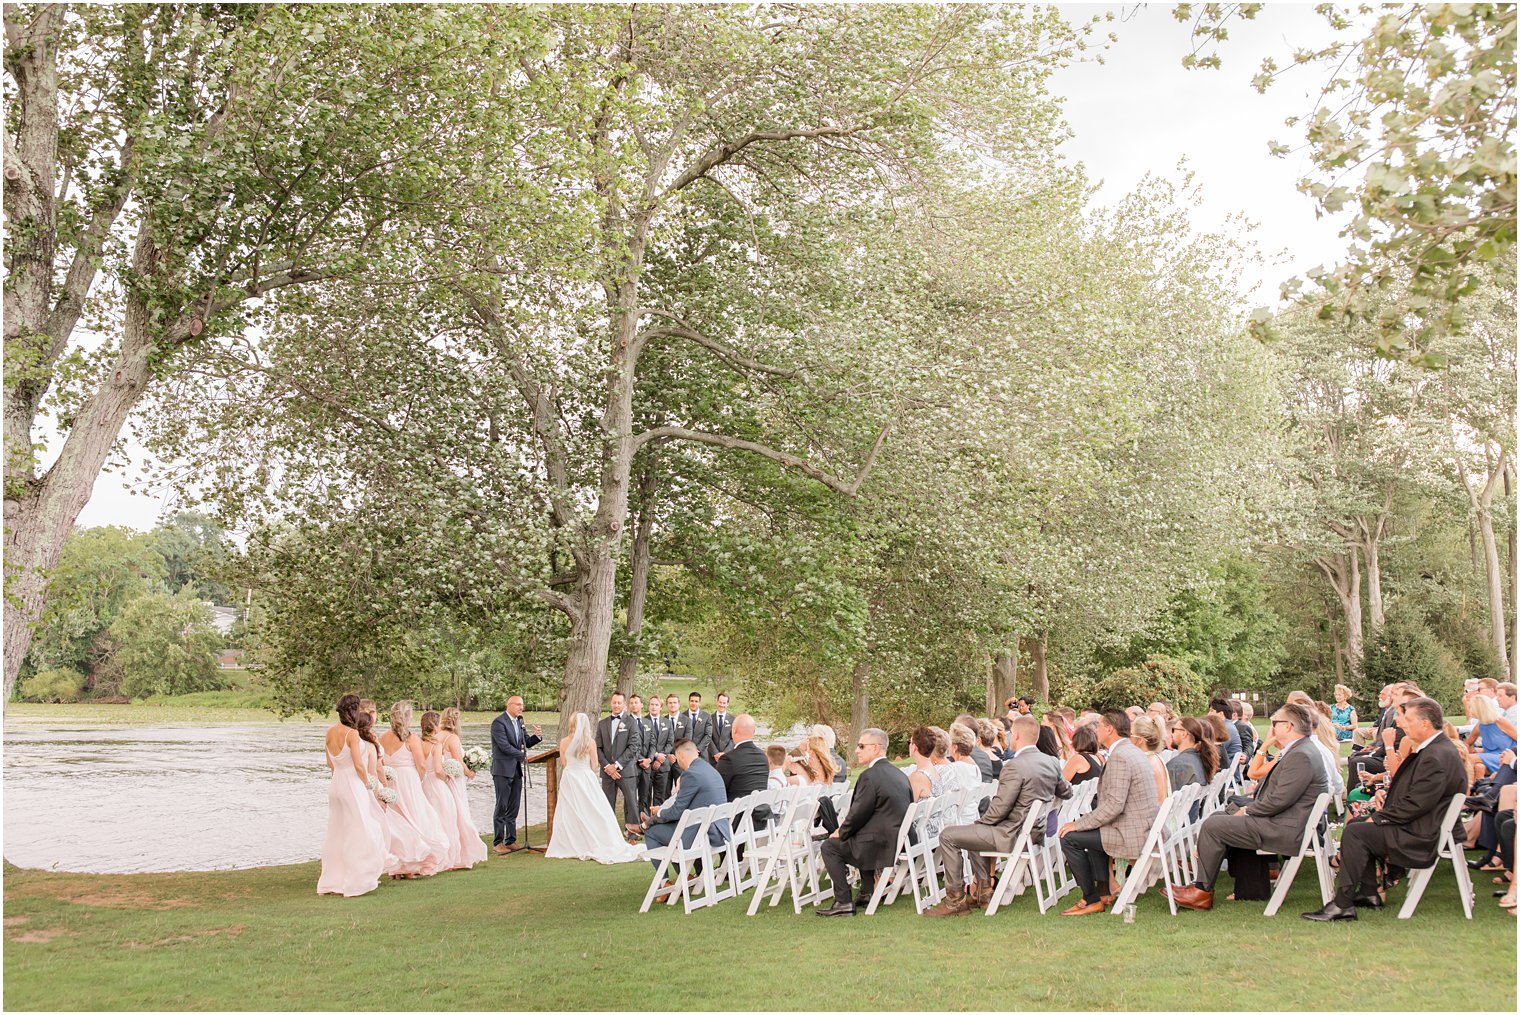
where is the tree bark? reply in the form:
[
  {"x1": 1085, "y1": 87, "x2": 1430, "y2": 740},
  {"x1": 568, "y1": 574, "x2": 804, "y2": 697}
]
[
  {"x1": 1507, "y1": 463, "x2": 1517, "y2": 680},
  {"x1": 986, "y1": 648, "x2": 1017, "y2": 715},
  {"x1": 1458, "y1": 449, "x2": 1510, "y2": 678},
  {"x1": 1028, "y1": 632, "x2": 1050, "y2": 703},
  {"x1": 849, "y1": 659, "x2": 870, "y2": 766},
  {"x1": 614, "y1": 467, "x2": 656, "y2": 697},
  {"x1": 1314, "y1": 548, "x2": 1364, "y2": 673}
]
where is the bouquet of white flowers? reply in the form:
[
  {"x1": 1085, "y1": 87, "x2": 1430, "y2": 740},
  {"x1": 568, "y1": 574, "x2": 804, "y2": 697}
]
[
  {"x1": 383, "y1": 765, "x2": 396, "y2": 783},
  {"x1": 376, "y1": 785, "x2": 399, "y2": 805},
  {"x1": 463, "y1": 746, "x2": 490, "y2": 772},
  {"x1": 442, "y1": 757, "x2": 465, "y2": 779},
  {"x1": 367, "y1": 774, "x2": 379, "y2": 792}
]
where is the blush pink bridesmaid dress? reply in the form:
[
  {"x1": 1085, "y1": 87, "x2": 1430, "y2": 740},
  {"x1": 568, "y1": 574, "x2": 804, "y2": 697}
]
[
  {"x1": 445, "y1": 739, "x2": 488, "y2": 868},
  {"x1": 316, "y1": 742, "x2": 387, "y2": 897},
  {"x1": 386, "y1": 734, "x2": 452, "y2": 870},
  {"x1": 373, "y1": 742, "x2": 441, "y2": 877},
  {"x1": 421, "y1": 740, "x2": 465, "y2": 870}
]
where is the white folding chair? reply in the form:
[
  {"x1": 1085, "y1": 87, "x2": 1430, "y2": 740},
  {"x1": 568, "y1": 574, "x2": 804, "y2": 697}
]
[
  {"x1": 981, "y1": 801, "x2": 1052, "y2": 915},
  {"x1": 1397, "y1": 792, "x2": 1475, "y2": 919},
  {"x1": 1043, "y1": 780, "x2": 1098, "y2": 907},
  {"x1": 864, "y1": 799, "x2": 926, "y2": 914},
  {"x1": 1110, "y1": 794, "x2": 1181, "y2": 916},
  {"x1": 745, "y1": 795, "x2": 823, "y2": 915},
  {"x1": 1260, "y1": 791, "x2": 1335, "y2": 916},
  {"x1": 723, "y1": 791, "x2": 775, "y2": 895},
  {"x1": 639, "y1": 805, "x2": 710, "y2": 913}
]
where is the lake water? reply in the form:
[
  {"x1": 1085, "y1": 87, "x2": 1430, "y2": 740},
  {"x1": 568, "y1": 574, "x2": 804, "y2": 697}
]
[
  {"x1": 3, "y1": 714, "x2": 811, "y2": 873},
  {"x1": 2, "y1": 717, "x2": 556, "y2": 874}
]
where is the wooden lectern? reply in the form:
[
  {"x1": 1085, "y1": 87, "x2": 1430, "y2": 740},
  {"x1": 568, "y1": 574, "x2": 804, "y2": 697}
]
[{"x1": 526, "y1": 747, "x2": 562, "y2": 845}]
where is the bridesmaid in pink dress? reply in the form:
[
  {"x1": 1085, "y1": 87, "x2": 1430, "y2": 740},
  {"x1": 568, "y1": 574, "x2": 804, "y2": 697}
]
[
  {"x1": 379, "y1": 701, "x2": 450, "y2": 873},
  {"x1": 439, "y1": 707, "x2": 488, "y2": 868},
  {"x1": 317, "y1": 695, "x2": 387, "y2": 897},
  {"x1": 419, "y1": 711, "x2": 465, "y2": 870},
  {"x1": 362, "y1": 700, "x2": 440, "y2": 879}
]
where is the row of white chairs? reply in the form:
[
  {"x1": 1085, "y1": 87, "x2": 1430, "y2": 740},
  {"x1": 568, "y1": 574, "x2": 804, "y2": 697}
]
[{"x1": 639, "y1": 765, "x2": 1474, "y2": 921}]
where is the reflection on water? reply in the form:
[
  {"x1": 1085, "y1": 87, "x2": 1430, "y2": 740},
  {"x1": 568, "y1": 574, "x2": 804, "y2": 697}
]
[{"x1": 2, "y1": 718, "x2": 558, "y2": 874}]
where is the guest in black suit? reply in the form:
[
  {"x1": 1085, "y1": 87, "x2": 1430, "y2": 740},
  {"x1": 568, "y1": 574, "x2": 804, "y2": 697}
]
[
  {"x1": 595, "y1": 692, "x2": 643, "y2": 830},
  {"x1": 715, "y1": 714, "x2": 769, "y2": 801},
  {"x1": 490, "y1": 694, "x2": 542, "y2": 853},
  {"x1": 710, "y1": 692, "x2": 735, "y2": 761},
  {"x1": 817, "y1": 727, "x2": 912, "y2": 917},
  {"x1": 1304, "y1": 696, "x2": 1469, "y2": 921}
]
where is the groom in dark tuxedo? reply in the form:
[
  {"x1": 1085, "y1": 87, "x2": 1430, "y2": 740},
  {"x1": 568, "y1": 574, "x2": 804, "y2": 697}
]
[
  {"x1": 490, "y1": 695, "x2": 542, "y2": 854},
  {"x1": 597, "y1": 692, "x2": 643, "y2": 834}
]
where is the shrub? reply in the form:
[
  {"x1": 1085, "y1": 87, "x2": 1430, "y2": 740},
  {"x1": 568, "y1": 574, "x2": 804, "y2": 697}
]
[
  {"x1": 1360, "y1": 609, "x2": 1465, "y2": 712},
  {"x1": 19, "y1": 667, "x2": 88, "y2": 703},
  {"x1": 1091, "y1": 654, "x2": 1208, "y2": 714}
]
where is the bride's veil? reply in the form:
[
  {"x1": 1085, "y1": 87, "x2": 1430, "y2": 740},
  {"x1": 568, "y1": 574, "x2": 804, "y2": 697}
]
[{"x1": 566, "y1": 712, "x2": 595, "y2": 761}]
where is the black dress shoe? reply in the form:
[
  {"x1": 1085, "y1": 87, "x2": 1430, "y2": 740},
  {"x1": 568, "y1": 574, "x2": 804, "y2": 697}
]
[
  {"x1": 1352, "y1": 894, "x2": 1384, "y2": 909},
  {"x1": 1301, "y1": 900, "x2": 1358, "y2": 922},
  {"x1": 815, "y1": 900, "x2": 857, "y2": 917}
]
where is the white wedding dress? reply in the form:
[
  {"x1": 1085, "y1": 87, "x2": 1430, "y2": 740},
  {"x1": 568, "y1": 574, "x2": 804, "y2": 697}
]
[{"x1": 545, "y1": 715, "x2": 646, "y2": 865}]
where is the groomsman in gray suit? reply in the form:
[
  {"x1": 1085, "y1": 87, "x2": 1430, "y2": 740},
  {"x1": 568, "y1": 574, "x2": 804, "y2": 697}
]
[
  {"x1": 645, "y1": 694, "x2": 677, "y2": 807},
  {"x1": 629, "y1": 694, "x2": 660, "y2": 814},
  {"x1": 710, "y1": 692, "x2": 735, "y2": 761},
  {"x1": 676, "y1": 692, "x2": 713, "y2": 761},
  {"x1": 597, "y1": 692, "x2": 643, "y2": 833}
]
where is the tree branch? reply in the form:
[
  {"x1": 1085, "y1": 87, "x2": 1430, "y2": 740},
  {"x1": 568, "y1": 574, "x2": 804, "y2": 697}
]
[
  {"x1": 633, "y1": 308, "x2": 800, "y2": 378},
  {"x1": 631, "y1": 420, "x2": 890, "y2": 497},
  {"x1": 660, "y1": 124, "x2": 861, "y2": 198}
]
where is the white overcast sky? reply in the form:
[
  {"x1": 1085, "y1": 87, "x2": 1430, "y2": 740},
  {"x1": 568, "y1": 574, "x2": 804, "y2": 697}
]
[{"x1": 73, "y1": 1, "x2": 1354, "y2": 533}]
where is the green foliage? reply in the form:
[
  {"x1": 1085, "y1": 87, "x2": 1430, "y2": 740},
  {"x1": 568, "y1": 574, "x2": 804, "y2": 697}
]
[
  {"x1": 23, "y1": 526, "x2": 163, "y2": 677},
  {"x1": 1360, "y1": 608, "x2": 1466, "y2": 710},
  {"x1": 1091, "y1": 655, "x2": 1209, "y2": 714},
  {"x1": 144, "y1": 512, "x2": 233, "y2": 604},
  {"x1": 109, "y1": 588, "x2": 226, "y2": 699},
  {"x1": 17, "y1": 667, "x2": 87, "y2": 703},
  {"x1": 1177, "y1": 3, "x2": 1517, "y2": 360}
]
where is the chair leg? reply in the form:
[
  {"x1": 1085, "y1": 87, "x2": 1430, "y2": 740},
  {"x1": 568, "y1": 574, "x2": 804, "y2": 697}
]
[
  {"x1": 1263, "y1": 854, "x2": 1303, "y2": 917},
  {"x1": 1451, "y1": 848, "x2": 1475, "y2": 919},
  {"x1": 986, "y1": 856, "x2": 1023, "y2": 917},
  {"x1": 1311, "y1": 845, "x2": 1334, "y2": 906},
  {"x1": 640, "y1": 856, "x2": 672, "y2": 913},
  {"x1": 1397, "y1": 865, "x2": 1436, "y2": 919}
]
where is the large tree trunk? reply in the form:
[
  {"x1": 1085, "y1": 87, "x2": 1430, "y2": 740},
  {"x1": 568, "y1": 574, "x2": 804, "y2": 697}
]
[
  {"x1": 1363, "y1": 535, "x2": 1385, "y2": 633},
  {"x1": 1459, "y1": 449, "x2": 1511, "y2": 678},
  {"x1": 1314, "y1": 548, "x2": 1364, "y2": 673},
  {"x1": 3, "y1": 241, "x2": 162, "y2": 699},
  {"x1": 986, "y1": 648, "x2": 1017, "y2": 714},
  {"x1": 614, "y1": 469, "x2": 655, "y2": 697},
  {"x1": 1029, "y1": 632, "x2": 1050, "y2": 703},
  {"x1": 849, "y1": 659, "x2": 870, "y2": 766},
  {"x1": 1507, "y1": 463, "x2": 1517, "y2": 680}
]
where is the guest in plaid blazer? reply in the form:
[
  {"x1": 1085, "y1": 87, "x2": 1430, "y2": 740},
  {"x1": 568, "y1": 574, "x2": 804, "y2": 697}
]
[{"x1": 1057, "y1": 709, "x2": 1160, "y2": 915}]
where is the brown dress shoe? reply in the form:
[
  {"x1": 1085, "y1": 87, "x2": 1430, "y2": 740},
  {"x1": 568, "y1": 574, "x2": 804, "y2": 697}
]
[
  {"x1": 1165, "y1": 884, "x2": 1214, "y2": 911},
  {"x1": 1061, "y1": 899, "x2": 1107, "y2": 916},
  {"x1": 971, "y1": 887, "x2": 994, "y2": 910},
  {"x1": 493, "y1": 844, "x2": 511, "y2": 855}
]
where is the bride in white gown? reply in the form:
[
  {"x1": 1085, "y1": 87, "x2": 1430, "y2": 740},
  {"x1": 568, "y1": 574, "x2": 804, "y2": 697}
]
[{"x1": 545, "y1": 713, "x2": 646, "y2": 864}]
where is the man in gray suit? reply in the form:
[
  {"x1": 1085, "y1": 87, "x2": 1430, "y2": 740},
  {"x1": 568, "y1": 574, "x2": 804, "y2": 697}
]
[
  {"x1": 596, "y1": 692, "x2": 643, "y2": 832},
  {"x1": 676, "y1": 692, "x2": 713, "y2": 761},
  {"x1": 926, "y1": 715, "x2": 1072, "y2": 916},
  {"x1": 638, "y1": 740, "x2": 731, "y2": 873},
  {"x1": 1057, "y1": 709, "x2": 1160, "y2": 915},
  {"x1": 645, "y1": 694, "x2": 677, "y2": 807},
  {"x1": 1165, "y1": 702, "x2": 1328, "y2": 910}
]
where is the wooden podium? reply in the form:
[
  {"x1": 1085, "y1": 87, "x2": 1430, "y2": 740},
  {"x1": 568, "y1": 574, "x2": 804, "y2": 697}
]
[{"x1": 526, "y1": 747, "x2": 561, "y2": 845}]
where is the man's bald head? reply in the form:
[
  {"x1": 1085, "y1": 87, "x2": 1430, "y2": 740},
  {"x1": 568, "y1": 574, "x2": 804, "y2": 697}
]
[{"x1": 732, "y1": 714, "x2": 757, "y2": 741}]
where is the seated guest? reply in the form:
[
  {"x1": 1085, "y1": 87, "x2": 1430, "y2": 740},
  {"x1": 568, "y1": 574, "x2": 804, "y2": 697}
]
[
  {"x1": 1165, "y1": 703, "x2": 1327, "y2": 910},
  {"x1": 1348, "y1": 682, "x2": 1413, "y2": 789},
  {"x1": 1166, "y1": 717, "x2": 1218, "y2": 791},
  {"x1": 1057, "y1": 710, "x2": 1159, "y2": 915},
  {"x1": 639, "y1": 740, "x2": 730, "y2": 870},
  {"x1": 1331, "y1": 684, "x2": 1358, "y2": 743},
  {"x1": 715, "y1": 714, "x2": 770, "y2": 802},
  {"x1": 1125, "y1": 705, "x2": 1145, "y2": 723},
  {"x1": 925, "y1": 716, "x2": 1072, "y2": 916},
  {"x1": 1063, "y1": 724, "x2": 1104, "y2": 786},
  {"x1": 1204, "y1": 712, "x2": 1235, "y2": 774},
  {"x1": 765, "y1": 745, "x2": 789, "y2": 790},
  {"x1": 1286, "y1": 691, "x2": 1346, "y2": 798},
  {"x1": 977, "y1": 719, "x2": 1005, "y2": 776},
  {"x1": 1468, "y1": 694, "x2": 1518, "y2": 776},
  {"x1": 1209, "y1": 698, "x2": 1242, "y2": 769},
  {"x1": 1231, "y1": 700, "x2": 1257, "y2": 760},
  {"x1": 945, "y1": 724, "x2": 985, "y2": 824},
  {"x1": 1040, "y1": 714, "x2": 1073, "y2": 761},
  {"x1": 811, "y1": 723, "x2": 849, "y2": 783},
  {"x1": 1130, "y1": 715, "x2": 1170, "y2": 803},
  {"x1": 1304, "y1": 696, "x2": 1468, "y2": 921},
  {"x1": 817, "y1": 728, "x2": 912, "y2": 917},
  {"x1": 956, "y1": 714, "x2": 995, "y2": 782}
]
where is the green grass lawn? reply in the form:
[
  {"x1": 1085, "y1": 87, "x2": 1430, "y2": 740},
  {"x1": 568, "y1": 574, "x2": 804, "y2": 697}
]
[{"x1": 4, "y1": 831, "x2": 1513, "y2": 1011}]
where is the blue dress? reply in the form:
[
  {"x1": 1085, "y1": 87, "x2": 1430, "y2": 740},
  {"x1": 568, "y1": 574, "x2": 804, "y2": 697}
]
[
  {"x1": 1477, "y1": 721, "x2": 1517, "y2": 773},
  {"x1": 1331, "y1": 703, "x2": 1355, "y2": 742}
]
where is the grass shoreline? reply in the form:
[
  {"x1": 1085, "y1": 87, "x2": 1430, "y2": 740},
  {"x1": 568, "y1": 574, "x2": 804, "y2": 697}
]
[{"x1": 3, "y1": 831, "x2": 1514, "y2": 1011}]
